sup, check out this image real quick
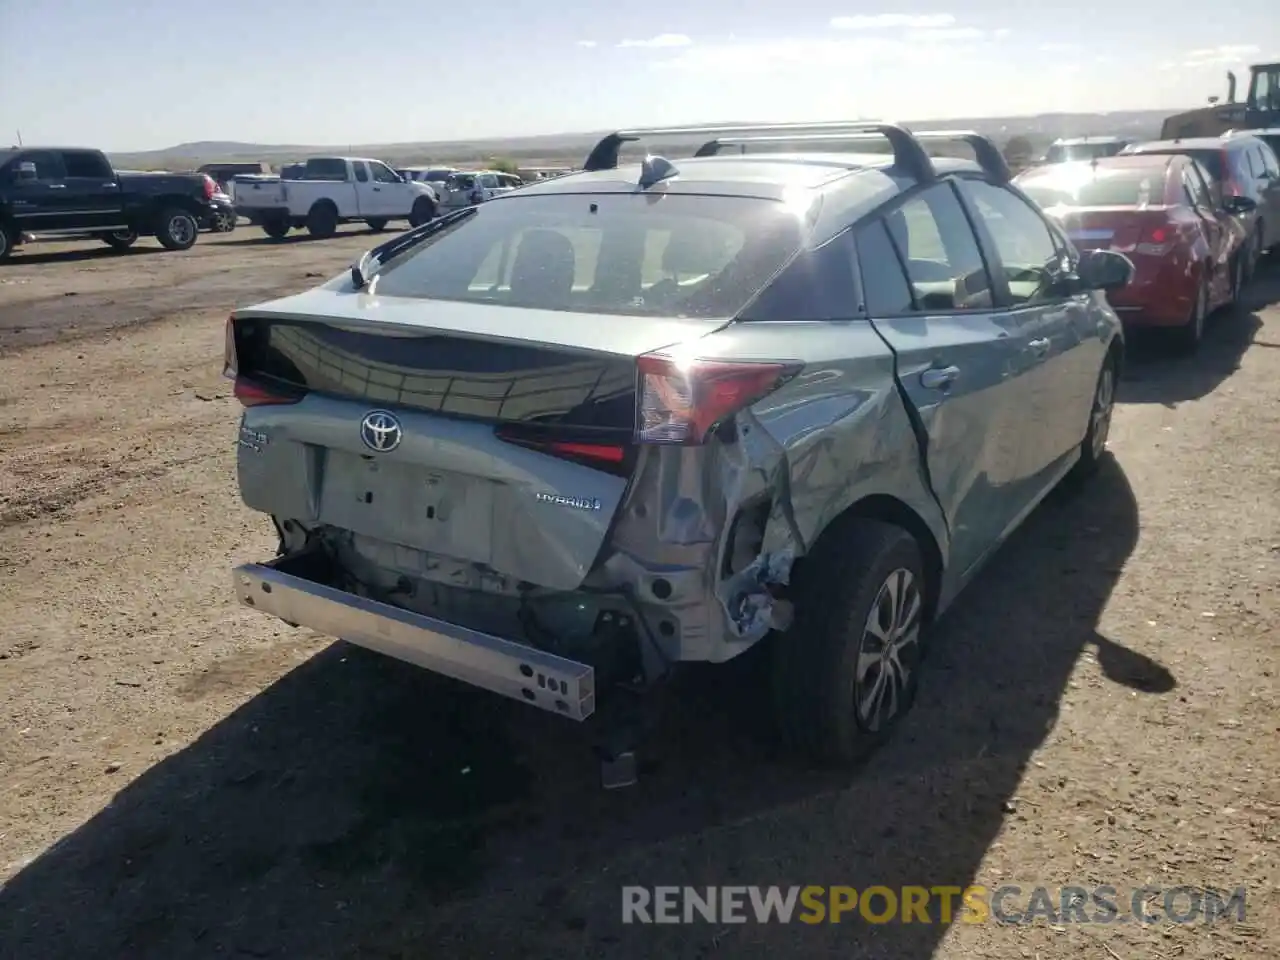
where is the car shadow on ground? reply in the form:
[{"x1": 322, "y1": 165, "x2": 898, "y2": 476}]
[
  {"x1": 1118, "y1": 259, "x2": 1278, "y2": 406},
  {"x1": 212, "y1": 225, "x2": 395, "y2": 248},
  {"x1": 1121, "y1": 256, "x2": 1280, "y2": 407},
  {"x1": 3, "y1": 243, "x2": 173, "y2": 267},
  {"x1": 0, "y1": 454, "x2": 1170, "y2": 960}
]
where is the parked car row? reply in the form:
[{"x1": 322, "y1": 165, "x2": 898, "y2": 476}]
[{"x1": 1015, "y1": 128, "x2": 1280, "y2": 351}]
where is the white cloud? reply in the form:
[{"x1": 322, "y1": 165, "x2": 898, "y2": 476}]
[
  {"x1": 992, "y1": 28, "x2": 1012, "y2": 39},
  {"x1": 576, "y1": 39, "x2": 598, "y2": 48},
  {"x1": 907, "y1": 26, "x2": 985, "y2": 43},
  {"x1": 830, "y1": 13, "x2": 955, "y2": 30},
  {"x1": 1181, "y1": 44, "x2": 1260, "y2": 67},
  {"x1": 1038, "y1": 41, "x2": 1078, "y2": 53},
  {"x1": 618, "y1": 33, "x2": 693, "y2": 49},
  {"x1": 654, "y1": 34, "x2": 975, "y2": 73}
]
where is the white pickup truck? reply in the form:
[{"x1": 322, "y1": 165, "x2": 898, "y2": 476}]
[{"x1": 230, "y1": 157, "x2": 439, "y2": 239}]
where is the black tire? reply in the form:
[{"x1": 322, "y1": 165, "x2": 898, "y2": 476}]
[
  {"x1": 771, "y1": 518, "x2": 927, "y2": 766},
  {"x1": 1068, "y1": 349, "x2": 1118, "y2": 483},
  {"x1": 154, "y1": 207, "x2": 199, "y2": 251},
  {"x1": 409, "y1": 197, "x2": 436, "y2": 228},
  {"x1": 1245, "y1": 225, "x2": 1263, "y2": 282},
  {"x1": 1230, "y1": 250, "x2": 1246, "y2": 308},
  {"x1": 0, "y1": 222, "x2": 13, "y2": 262},
  {"x1": 212, "y1": 210, "x2": 237, "y2": 233},
  {"x1": 306, "y1": 202, "x2": 338, "y2": 239},
  {"x1": 101, "y1": 230, "x2": 138, "y2": 251},
  {"x1": 366, "y1": 218, "x2": 388, "y2": 232},
  {"x1": 1171, "y1": 272, "x2": 1208, "y2": 354},
  {"x1": 262, "y1": 218, "x2": 290, "y2": 240}
]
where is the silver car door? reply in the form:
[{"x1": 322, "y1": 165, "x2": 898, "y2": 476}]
[
  {"x1": 858, "y1": 182, "x2": 1038, "y2": 582},
  {"x1": 958, "y1": 177, "x2": 1102, "y2": 479}
]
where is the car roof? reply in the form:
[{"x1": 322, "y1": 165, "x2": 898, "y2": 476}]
[{"x1": 487, "y1": 150, "x2": 991, "y2": 245}]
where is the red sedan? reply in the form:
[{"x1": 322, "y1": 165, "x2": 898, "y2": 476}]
[{"x1": 1014, "y1": 155, "x2": 1256, "y2": 350}]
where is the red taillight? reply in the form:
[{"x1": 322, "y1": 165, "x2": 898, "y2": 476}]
[
  {"x1": 1221, "y1": 152, "x2": 1243, "y2": 197},
  {"x1": 493, "y1": 427, "x2": 627, "y2": 469},
  {"x1": 636, "y1": 353, "x2": 799, "y2": 445},
  {"x1": 233, "y1": 379, "x2": 303, "y2": 407},
  {"x1": 225, "y1": 315, "x2": 303, "y2": 407},
  {"x1": 202, "y1": 174, "x2": 217, "y2": 199},
  {"x1": 1134, "y1": 220, "x2": 1173, "y2": 256}
]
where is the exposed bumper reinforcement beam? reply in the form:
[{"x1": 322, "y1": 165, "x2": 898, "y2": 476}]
[{"x1": 232, "y1": 561, "x2": 596, "y2": 720}]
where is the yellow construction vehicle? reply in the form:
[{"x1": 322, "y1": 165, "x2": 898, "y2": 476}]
[{"x1": 1160, "y1": 62, "x2": 1280, "y2": 139}]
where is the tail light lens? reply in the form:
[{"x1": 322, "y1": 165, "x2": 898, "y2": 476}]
[
  {"x1": 635, "y1": 353, "x2": 799, "y2": 445},
  {"x1": 494, "y1": 426, "x2": 628, "y2": 473},
  {"x1": 1135, "y1": 222, "x2": 1172, "y2": 256},
  {"x1": 1221, "y1": 151, "x2": 1244, "y2": 198},
  {"x1": 224, "y1": 315, "x2": 304, "y2": 407},
  {"x1": 202, "y1": 175, "x2": 217, "y2": 199}
]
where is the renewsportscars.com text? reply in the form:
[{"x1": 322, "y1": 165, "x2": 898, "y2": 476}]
[{"x1": 621, "y1": 885, "x2": 1248, "y2": 925}]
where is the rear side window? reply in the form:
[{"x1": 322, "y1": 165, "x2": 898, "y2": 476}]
[
  {"x1": 1262, "y1": 141, "x2": 1280, "y2": 177},
  {"x1": 883, "y1": 183, "x2": 993, "y2": 311},
  {"x1": 372, "y1": 193, "x2": 808, "y2": 319},
  {"x1": 61, "y1": 151, "x2": 112, "y2": 179},
  {"x1": 740, "y1": 231, "x2": 858, "y2": 322},
  {"x1": 304, "y1": 158, "x2": 348, "y2": 180},
  {"x1": 854, "y1": 220, "x2": 914, "y2": 315}
]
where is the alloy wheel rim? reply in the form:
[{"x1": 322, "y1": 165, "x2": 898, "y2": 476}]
[
  {"x1": 1091, "y1": 365, "x2": 1114, "y2": 460},
  {"x1": 170, "y1": 215, "x2": 194, "y2": 245},
  {"x1": 854, "y1": 568, "x2": 923, "y2": 732}
]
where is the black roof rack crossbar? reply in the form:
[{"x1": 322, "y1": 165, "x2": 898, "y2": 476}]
[
  {"x1": 581, "y1": 121, "x2": 932, "y2": 176},
  {"x1": 906, "y1": 130, "x2": 1011, "y2": 183}
]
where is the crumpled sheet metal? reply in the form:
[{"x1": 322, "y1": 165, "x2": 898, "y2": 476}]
[{"x1": 715, "y1": 546, "x2": 796, "y2": 639}]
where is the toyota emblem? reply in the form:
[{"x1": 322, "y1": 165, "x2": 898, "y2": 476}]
[{"x1": 359, "y1": 410, "x2": 403, "y2": 453}]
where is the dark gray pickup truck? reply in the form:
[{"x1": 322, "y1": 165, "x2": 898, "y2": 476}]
[{"x1": 0, "y1": 146, "x2": 224, "y2": 260}]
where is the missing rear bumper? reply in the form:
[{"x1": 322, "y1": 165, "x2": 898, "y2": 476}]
[{"x1": 232, "y1": 557, "x2": 596, "y2": 720}]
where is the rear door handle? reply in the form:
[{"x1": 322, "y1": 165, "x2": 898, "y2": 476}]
[
  {"x1": 48, "y1": 183, "x2": 66, "y2": 189},
  {"x1": 920, "y1": 365, "x2": 960, "y2": 390},
  {"x1": 1028, "y1": 337, "x2": 1051, "y2": 357}
]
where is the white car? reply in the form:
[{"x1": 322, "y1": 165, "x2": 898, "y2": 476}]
[
  {"x1": 231, "y1": 157, "x2": 439, "y2": 239},
  {"x1": 437, "y1": 170, "x2": 524, "y2": 212}
]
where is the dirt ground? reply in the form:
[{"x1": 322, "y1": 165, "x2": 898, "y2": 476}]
[{"x1": 1, "y1": 228, "x2": 1277, "y2": 960}]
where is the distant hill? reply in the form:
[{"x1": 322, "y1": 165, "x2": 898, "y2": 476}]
[{"x1": 107, "y1": 110, "x2": 1174, "y2": 171}]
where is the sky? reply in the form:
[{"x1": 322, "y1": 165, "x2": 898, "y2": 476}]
[{"x1": 1, "y1": 0, "x2": 1277, "y2": 152}]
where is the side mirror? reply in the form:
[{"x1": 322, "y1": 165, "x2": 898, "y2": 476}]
[
  {"x1": 15, "y1": 161, "x2": 37, "y2": 181},
  {"x1": 1077, "y1": 249, "x2": 1134, "y2": 292},
  {"x1": 1222, "y1": 194, "x2": 1258, "y2": 215}
]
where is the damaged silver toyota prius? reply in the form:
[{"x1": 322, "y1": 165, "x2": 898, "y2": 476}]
[{"x1": 227, "y1": 122, "x2": 1131, "y2": 786}]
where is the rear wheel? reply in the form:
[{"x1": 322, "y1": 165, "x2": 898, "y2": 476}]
[
  {"x1": 0, "y1": 223, "x2": 14, "y2": 262},
  {"x1": 306, "y1": 202, "x2": 338, "y2": 239},
  {"x1": 1172, "y1": 273, "x2": 1208, "y2": 354},
  {"x1": 262, "y1": 218, "x2": 290, "y2": 240},
  {"x1": 212, "y1": 209, "x2": 237, "y2": 233},
  {"x1": 365, "y1": 218, "x2": 388, "y2": 232},
  {"x1": 1068, "y1": 350, "x2": 1118, "y2": 483},
  {"x1": 102, "y1": 230, "x2": 138, "y2": 251},
  {"x1": 155, "y1": 207, "x2": 199, "y2": 251},
  {"x1": 771, "y1": 518, "x2": 926, "y2": 766}
]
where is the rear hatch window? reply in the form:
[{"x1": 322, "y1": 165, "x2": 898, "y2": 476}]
[
  {"x1": 1019, "y1": 166, "x2": 1167, "y2": 208},
  {"x1": 369, "y1": 192, "x2": 808, "y2": 319}
]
